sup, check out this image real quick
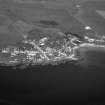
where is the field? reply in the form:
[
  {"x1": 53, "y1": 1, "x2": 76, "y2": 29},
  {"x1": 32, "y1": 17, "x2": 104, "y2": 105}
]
[{"x1": 96, "y1": 10, "x2": 105, "y2": 19}]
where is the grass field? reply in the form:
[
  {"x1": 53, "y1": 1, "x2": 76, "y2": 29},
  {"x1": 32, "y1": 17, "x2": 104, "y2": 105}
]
[{"x1": 96, "y1": 10, "x2": 105, "y2": 19}]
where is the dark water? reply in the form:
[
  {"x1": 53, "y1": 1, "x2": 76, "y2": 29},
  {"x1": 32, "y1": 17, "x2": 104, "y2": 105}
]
[{"x1": 0, "y1": 58, "x2": 105, "y2": 105}]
